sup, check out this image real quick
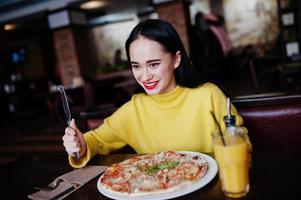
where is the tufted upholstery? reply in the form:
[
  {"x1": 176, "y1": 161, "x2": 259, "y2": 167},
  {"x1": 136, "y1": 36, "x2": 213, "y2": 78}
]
[{"x1": 233, "y1": 94, "x2": 301, "y2": 151}]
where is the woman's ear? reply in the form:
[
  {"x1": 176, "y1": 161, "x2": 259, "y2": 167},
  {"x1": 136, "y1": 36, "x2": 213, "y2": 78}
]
[{"x1": 173, "y1": 51, "x2": 181, "y2": 69}]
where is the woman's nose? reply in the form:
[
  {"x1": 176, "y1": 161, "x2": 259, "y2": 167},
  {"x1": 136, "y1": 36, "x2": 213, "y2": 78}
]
[{"x1": 141, "y1": 68, "x2": 152, "y2": 81}]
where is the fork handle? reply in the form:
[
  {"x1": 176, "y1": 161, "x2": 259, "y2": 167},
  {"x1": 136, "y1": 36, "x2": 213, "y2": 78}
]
[
  {"x1": 74, "y1": 152, "x2": 80, "y2": 160},
  {"x1": 68, "y1": 125, "x2": 80, "y2": 160}
]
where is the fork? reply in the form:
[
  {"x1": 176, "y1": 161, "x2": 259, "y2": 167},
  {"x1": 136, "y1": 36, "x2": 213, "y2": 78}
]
[{"x1": 33, "y1": 178, "x2": 63, "y2": 191}]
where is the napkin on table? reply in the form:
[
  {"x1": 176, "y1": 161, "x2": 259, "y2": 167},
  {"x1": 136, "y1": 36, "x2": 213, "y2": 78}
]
[{"x1": 28, "y1": 165, "x2": 108, "y2": 200}]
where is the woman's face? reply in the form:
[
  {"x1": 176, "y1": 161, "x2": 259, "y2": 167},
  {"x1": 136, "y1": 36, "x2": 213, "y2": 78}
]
[{"x1": 129, "y1": 36, "x2": 181, "y2": 95}]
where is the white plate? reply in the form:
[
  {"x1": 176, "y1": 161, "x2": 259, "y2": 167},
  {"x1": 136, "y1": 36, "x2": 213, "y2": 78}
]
[{"x1": 97, "y1": 151, "x2": 218, "y2": 200}]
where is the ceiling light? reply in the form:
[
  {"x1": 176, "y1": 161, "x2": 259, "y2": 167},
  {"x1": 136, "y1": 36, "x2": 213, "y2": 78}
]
[
  {"x1": 80, "y1": 1, "x2": 105, "y2": 10},
  {"x1": 4, "y1": 24, "x2": 17, "y2": 31}
]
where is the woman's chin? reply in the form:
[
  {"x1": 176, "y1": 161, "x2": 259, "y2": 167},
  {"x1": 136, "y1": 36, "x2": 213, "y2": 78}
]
[{"x1": 145, "y1": 89, "x2": 160, "y2": 95}]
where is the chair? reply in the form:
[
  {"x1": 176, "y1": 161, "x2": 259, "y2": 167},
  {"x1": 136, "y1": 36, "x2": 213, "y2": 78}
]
[
  {"x1": 232, "y1": 94, "x2": 301, "y2": 151},
  {"x1": 80, "y1": 104, "x2": 117, "y2": 130}
]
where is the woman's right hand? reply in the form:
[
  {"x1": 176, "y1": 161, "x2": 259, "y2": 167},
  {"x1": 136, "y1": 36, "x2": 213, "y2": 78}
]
[{"x1": 62, "y1": 119, "x2": 87, "y2": 158}]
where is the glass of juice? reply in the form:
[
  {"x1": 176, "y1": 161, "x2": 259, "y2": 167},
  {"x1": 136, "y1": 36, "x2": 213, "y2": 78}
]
[{"x1": 212, "y1": 129, "x2": 250, "y2": 198}]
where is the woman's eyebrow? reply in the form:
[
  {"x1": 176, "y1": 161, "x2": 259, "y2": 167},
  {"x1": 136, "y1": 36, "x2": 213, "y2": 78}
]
[
  {"x1": 146, "y1": 59, "x2": 161, "y2": 63},
  {"x1": 131, "y1": 59, "x2": 161, "y2": 64}
]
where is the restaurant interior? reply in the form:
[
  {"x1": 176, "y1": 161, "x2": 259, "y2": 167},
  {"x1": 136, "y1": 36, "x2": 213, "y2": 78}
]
[
  {"x1": 0, "y1": 0, "x2": 301, "y2": 173},
  {"x1": 1, "y1": 0, "x2": 301, "y2": 199}
]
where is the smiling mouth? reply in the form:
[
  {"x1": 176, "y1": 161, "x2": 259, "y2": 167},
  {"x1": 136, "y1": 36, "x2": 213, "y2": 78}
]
[{"x1": 143, "y1": 81, "x2": 159, "y2": 90}]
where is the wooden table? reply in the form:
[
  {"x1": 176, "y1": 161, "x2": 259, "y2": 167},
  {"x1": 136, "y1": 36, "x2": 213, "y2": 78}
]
[{"x1": 0, "y1": 150, "x2": 299, "y2": 199}]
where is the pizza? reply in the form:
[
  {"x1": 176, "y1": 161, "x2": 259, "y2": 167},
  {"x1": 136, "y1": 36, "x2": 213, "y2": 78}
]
[{"x1": 98, "y1": 151, "x2": 208, "y2": 197}]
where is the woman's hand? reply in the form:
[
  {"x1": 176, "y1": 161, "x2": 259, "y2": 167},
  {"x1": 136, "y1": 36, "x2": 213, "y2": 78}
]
[{"x1": 62, "y1": 119, "x2": 87, "y2": 158}]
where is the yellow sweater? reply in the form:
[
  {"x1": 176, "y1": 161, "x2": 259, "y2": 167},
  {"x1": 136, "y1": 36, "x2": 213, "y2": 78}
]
[{"x1": 70, "y1": 83, "x2": 244, "y2": 168}]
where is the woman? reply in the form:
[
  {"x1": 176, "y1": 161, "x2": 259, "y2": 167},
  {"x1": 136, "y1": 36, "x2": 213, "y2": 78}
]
[{"x1": 63, "y1": 19, "x2": 248, "y2": 168}]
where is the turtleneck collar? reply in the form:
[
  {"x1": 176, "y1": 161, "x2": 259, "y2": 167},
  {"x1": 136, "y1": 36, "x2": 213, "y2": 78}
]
[{"x1": 150, "y1": 86, "x2": 185, "y2": 106}]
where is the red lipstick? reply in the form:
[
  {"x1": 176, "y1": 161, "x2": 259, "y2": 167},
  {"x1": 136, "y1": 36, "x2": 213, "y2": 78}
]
[{"x1": 143, "y1": 81, "x2": 159, "y2": 90}]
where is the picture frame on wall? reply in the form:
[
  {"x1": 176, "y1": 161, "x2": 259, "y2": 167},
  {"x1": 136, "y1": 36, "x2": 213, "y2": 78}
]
[
  {"x1": 286, "y1": 42, "x2": 299, "y2": 57},
  {"x1": 281, "y1": 13, "x2": 294, "y2": 26}
]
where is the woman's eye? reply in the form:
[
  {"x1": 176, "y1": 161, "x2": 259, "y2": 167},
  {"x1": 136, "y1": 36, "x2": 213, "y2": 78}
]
[
  {"x1": 131, "y1": 64, "x2": 140, "y2": 69},
  {"x1": 150, "y1": 63, "x2": 159, "y2": 68}
]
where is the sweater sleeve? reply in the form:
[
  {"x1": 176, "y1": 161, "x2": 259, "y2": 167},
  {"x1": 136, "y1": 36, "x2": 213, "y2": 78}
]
[{"x1": 69, "y1": 101, "x2": 133, "y2": 168}]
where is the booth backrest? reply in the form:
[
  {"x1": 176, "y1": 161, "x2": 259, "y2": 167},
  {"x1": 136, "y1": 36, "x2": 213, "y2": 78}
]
[
  {"x1": 80, "y1": 105, "x2": 117, "y2": 130},
  {"x1": 81, "y1": 94, "x2": 301, "y2": 152},
  {"x1": 233, "y1": 94, "x2": 301, "y2": 151}
]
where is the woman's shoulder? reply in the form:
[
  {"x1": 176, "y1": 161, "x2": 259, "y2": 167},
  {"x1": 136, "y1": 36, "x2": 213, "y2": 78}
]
[
  {"x1": 192, "y1": 82, "x2": 224, "y2": 95},
  {"x1": 185, "y1": 82, "x2": 226, "y2": 103},
  {"x1": 108, "y1": 94, "x2": 141, "y2": 119}
]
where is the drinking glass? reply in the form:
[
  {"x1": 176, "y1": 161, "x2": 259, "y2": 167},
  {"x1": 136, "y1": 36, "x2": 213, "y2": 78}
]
[{"x1": 212, "y1": 129, "x2": 250, "y2": 198}]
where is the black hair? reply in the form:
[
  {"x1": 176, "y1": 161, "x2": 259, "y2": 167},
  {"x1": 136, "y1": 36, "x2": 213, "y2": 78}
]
[{"x1": 125, "y1": 19, "x2": 202, "y2": 88}]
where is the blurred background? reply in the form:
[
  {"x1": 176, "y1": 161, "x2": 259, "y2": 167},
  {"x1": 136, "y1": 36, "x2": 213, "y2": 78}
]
[{"x1": 0, "y1": 0, "x2": 300, "y2": 163}]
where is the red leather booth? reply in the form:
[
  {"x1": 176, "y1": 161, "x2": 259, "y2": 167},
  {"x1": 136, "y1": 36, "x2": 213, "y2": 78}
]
[{"x1": 233, "y1": 94, "x2": 301, "y2": 151}]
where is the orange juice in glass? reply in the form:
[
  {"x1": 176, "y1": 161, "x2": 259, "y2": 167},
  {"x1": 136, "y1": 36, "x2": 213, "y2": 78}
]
[{"x1": 213, "y1": 131, "x2": 250, "y2": 198}]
